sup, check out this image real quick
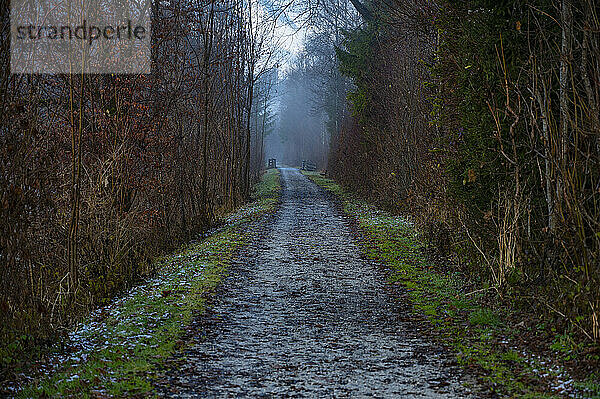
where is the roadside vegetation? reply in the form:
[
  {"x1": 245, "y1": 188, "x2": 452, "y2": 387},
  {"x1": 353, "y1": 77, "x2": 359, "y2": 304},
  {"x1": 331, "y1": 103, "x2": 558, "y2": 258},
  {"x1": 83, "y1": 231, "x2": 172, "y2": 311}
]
[
  {"x1": 304, "y1": 171, "x2": 599, "y2": 398},
  {"x1": 0, "y1": 0, "x2": 281, "y2": 377},
  {"x1": 6, "y1": 169, "x2": 280, "y2": 397},
  {"x1": 317, "y1": 0, "x2": 600, "y2": 367}
]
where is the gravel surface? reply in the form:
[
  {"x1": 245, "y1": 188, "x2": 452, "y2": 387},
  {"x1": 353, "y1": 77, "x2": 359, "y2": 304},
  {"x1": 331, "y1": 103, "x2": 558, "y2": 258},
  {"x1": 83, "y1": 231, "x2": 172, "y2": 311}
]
[{"x1": 158, "y1": 168, "x2": 478, "y2": 398}]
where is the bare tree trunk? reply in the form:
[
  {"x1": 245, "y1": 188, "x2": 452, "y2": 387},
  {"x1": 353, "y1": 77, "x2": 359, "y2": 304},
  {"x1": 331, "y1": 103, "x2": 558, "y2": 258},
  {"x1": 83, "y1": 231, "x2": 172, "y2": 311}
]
[
  {"x1": 558, "y1": 0, "x2": 572, "y2": 217},
  {"x1": 537, "y1": 78, "x2": 555, "y2": 231},
  {"x1": 200, "y1": 2, "x2": 215, "y2": 225},
  {"x1": 67, "y1": 76, "x2": 85, "y2": 293}
]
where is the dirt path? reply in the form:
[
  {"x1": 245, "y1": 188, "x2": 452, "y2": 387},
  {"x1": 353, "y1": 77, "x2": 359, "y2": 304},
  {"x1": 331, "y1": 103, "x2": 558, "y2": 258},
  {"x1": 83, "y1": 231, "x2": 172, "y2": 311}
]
[{"x1": 158, "y1": 168, "x2": 477, "y2": 398}]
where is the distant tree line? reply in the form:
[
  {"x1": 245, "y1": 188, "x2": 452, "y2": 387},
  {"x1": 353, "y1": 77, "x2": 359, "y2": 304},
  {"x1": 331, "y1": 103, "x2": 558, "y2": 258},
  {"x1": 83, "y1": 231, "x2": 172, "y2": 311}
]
[
  {"x1": 329, "y1": 0, "x2": 599, "y2": 344},
  {"x1": 277, "y1": 54, "x2": 330, "y2": 167},
  {"x1": 273, "y1": 0, "x2": 359, "y2": 168}
]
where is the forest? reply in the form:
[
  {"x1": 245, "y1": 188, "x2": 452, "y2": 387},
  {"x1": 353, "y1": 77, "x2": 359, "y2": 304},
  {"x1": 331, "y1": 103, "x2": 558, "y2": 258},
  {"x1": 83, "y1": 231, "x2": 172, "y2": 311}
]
[
  {"x1": 330, "y1": 0, "x2": 600, "y2": 346},
  {"x1": 1, "y1": 0, "x2": 279, "y2": 360},
  {"x1": 1, "y1": 0, "x2": 599, "y2": 396}
]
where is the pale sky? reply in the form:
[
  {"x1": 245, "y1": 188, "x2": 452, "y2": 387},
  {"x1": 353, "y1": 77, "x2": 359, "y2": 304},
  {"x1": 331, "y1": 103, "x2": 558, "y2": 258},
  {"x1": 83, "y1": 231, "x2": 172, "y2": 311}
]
[{"x1": 254, "y1": 0, "x2": 306, "y2": 73}]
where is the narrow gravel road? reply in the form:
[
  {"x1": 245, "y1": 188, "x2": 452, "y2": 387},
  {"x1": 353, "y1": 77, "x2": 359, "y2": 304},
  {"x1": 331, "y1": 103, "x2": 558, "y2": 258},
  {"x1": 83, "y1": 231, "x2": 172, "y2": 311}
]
[{"x1": 159, "y1": 168, "x2": 477, "y2": 398}]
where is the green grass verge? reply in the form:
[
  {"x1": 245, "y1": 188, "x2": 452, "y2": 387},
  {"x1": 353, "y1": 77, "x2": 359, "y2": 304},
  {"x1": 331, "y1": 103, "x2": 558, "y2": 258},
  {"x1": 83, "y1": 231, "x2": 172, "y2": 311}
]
[
  {"x1": 18, "y1": 169, "x2": 281, "y2": 398},
  {"x1": 303, "y1": 171, "x2": 597, "y2": 398}
]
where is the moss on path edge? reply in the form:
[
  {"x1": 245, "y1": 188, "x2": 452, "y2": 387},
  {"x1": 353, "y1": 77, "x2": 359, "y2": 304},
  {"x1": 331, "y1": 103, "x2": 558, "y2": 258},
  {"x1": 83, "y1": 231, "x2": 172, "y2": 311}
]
[
  {"x1": 303, "y1": 171, "x2": 599, "y2": 399},
  {"x1": 17, "y1": 169, "x2": 281, "y2": 398}
]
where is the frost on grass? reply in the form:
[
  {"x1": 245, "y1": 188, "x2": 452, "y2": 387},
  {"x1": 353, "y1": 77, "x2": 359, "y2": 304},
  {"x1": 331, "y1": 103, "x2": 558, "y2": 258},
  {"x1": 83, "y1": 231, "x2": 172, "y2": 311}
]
[
  {"x1": 13, "y1": 172, "x2": 280, "y2": 397},
  {"x1": 304, "y1": 172, "x2": 589, "y2": 398},
  {"x1": 13, "y1": 242, "x2": 216, "y2": 395}
]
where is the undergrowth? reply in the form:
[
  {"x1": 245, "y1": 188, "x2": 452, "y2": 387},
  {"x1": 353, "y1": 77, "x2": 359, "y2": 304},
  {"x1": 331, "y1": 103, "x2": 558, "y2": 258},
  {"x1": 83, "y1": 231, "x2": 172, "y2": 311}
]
[
  {"x1": 303, "y1": 171, "x2": 599, "y2": 398},
  {"x1": 12, "y1": 169, "x2": 281, "y2": 397}
]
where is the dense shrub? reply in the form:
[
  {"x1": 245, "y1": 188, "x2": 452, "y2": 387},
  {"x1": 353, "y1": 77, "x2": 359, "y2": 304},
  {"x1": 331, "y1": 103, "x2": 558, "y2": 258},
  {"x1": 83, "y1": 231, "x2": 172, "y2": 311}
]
[
  {"x1": 0, "y1": 0, "x2": 265, "y2": 368},
  {"x1": 331, "y1": 0, "x2": 600, "y2": 344}
]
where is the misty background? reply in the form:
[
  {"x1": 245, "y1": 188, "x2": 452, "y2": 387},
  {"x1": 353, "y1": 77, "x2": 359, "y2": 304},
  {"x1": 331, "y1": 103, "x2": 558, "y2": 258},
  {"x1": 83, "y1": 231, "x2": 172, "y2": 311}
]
[{"x1": 253, "y1": 0, "x2": 359, "y2": 170}]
